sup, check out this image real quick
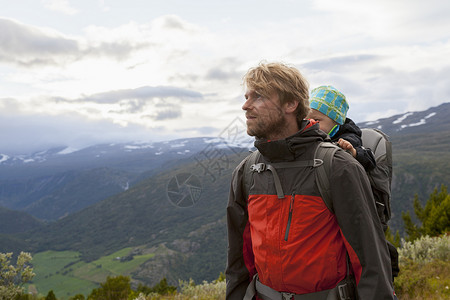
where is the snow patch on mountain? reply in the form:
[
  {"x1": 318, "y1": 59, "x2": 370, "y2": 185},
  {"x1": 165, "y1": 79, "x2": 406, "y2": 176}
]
[
  {"x1": 171, "y1": 142, "x2": 187, "y2": 148},
  {"x1": 364, "y1": 120, "x2": 380, "y2": 126},
  {"x1": 399, "y1": 112, "x2": 437, "y2": 129},
  {"x1": 58, "y1": 147, "x2": 80, "y2": 155},
  {"x1": 393, "y1": 112, "x2": 414, "y2": 124},
  {"x1": 0, "y1": 154, "x2": 9, "y2": 163},
  {"x1": 425, "y1": 112, "x2": 437, "y2": 119},
  {"x1": 124, "y1": 143, "x2": 155, "y2": 151},
  {"x1": 203, "y1": 137, "x2": 254, "y2": 149},
  {"x1": 22, "y1": 158, "x2": 36, "y2": 163}
]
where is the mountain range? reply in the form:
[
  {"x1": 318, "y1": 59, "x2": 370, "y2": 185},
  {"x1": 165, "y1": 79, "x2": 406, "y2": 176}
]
[
  {"x1": 0, "y1": 103, "x2": 449, "y2": 297},
  {"x1": 0, "y1": 135, "x2": 252, "y2": 221}
]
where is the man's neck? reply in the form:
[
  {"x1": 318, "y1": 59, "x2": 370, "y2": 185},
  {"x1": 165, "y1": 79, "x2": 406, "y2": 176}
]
[{"x1": 267, "y1": 118, "x2": 300, "y2": 141}]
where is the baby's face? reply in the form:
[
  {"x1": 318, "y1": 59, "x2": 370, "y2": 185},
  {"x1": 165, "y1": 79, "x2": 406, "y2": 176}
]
[{"x1": 307, "y1": 109, "x2": 337, "y2": 134}]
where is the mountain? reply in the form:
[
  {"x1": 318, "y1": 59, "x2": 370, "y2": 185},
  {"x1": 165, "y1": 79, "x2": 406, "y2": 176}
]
[
  {"x1": 0, "y1": 103, "x2": 448, "y2": 295},
  {"x1": 0, "y1": 137, "x2": 253, "y2": 221},
  {"x1": 358, "y1": 102, "x2": 450, "y2": 136},
  {"x1": 358, "y1": 102, "x2": 450, "y2": 230},
  {"x1": 22, "y1": 151, "x2": 249, "y2": 288},
  {"x1": 0, "y1": 168, "x2": 135, "y2": 221},
  {"x1": 0, "y1": 206, "x2": 44, "y2": 234}
]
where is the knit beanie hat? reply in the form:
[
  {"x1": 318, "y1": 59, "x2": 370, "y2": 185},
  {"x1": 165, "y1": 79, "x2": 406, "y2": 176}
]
[{"x1": 310, "y1": 85, "x2": 349, "y2": 125}]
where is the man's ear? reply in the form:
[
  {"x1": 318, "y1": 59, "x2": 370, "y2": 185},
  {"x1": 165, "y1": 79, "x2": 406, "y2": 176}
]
[{"x1": 284, "y1": 101, "x2": 299, "y2": 114}]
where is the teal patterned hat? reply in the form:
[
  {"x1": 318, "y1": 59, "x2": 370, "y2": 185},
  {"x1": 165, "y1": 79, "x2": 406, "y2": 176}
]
[{"x1": 310, "y1": 85, "x2": 349, "y2": 125}]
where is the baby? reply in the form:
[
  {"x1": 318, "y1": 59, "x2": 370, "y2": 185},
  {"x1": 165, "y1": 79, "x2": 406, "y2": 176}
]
[{"x1": 307, "y1": 85, "x2": 376, "y2": 171}]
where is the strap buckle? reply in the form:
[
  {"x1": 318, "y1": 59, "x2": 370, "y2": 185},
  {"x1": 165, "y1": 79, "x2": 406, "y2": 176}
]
[
  {"x1": 313, "y1": 158, "x2": 323, "y2": 167},
  {"x1": 250, "y1": 163, "x2": 266, "y2": 173},
  {"x1": 338, "y1": 283, "x2": 352, "y2": 300},
  {"x1": 281, "y1": 292, "x2": 295, "y2": 300}
]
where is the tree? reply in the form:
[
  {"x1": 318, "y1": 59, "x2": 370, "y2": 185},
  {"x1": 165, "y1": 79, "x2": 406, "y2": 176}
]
[
  {"x1": 0, "y1": 252, "x2": 35, "y2": 300},
  {"x1": 149, "y1": 277, "x2": 176, "y2": 295},
  {"x1": 137, "y1": 277, "x2": 177, "y2": 295},
  {"x1": 402, "y1": 185, "x2": 450, "y2": 241},
  {"x1": 45, "y1": 290, "x2": 57, "y2": 300},
  {"x1": 216, "y1": 271, "x2": 226, "y2": 282},
  {"x1": 385, "y1": 227, "x2": 401, "y2": 248},
  {"x1": 87, "y1": 275, "x2": 131, "y2": 300}
]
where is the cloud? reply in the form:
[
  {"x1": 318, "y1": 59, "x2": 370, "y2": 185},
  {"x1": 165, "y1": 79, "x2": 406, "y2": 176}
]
[
  {"x1": 301, "y1": 54, "x2": 381, "y2": 71},
  {"x1": 0, "y1": 109, "x2": 178, "y2": 155},
  {"x1": 1, "y1": 2, "x2": 449, "y2": 154},
  {"x1": 150, "y1": 108, "x2": 182, "y2": 121},
  {"x1": 47, "y1": 85, "x2": 204, "y2": 125},
  {"x1": 0, "y1": 18, "x2": 152, "y2": 67},
  {"x1": 77, "y1": 86, "x2": 203, "y2": 104},
  {"x1": 319, "y1": 64, "x2": 450, "y2": 122},
  {"x1": 153, "y1": 14, "x2": 202, "y2": 33},
  {"x1": 159, "y1": 15, "x2": 187, "y2": 30},
  {"x1": 42, "y1": 0, "x2": 79, "y2": 15},
  {"x1": 311, "y1": 0, "x2": 450, "y2": 44},
  {"x1": 185, "y1": 126, "x2": 218, "y2": 135},
  {"x1": 81, "y1": 40, "x2": 151, "y2": 61},
  {"x1": 205, "y1": 58, "x2": 243, "y2": 81},
  {"x1": 0, "y1": 18, "x2": 79, "y2": 66}
]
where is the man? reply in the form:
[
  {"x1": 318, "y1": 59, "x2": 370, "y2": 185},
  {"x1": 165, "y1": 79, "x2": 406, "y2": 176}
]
[{"x1": 226, "y1": 62, "x2": 396, "y2": 299}]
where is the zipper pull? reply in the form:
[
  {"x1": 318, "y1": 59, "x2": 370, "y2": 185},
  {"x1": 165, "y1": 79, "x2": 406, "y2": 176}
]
[
  {"x1": 284, "y1": 193, "x2": 295, "y2": 241},
  {"x1": 289, "y1": 193, "x2": 294, "y2": 213}
]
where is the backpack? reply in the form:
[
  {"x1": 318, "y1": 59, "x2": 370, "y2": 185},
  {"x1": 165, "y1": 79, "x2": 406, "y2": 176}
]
[
  {"x1": 314, "y1": 128, "x2": 398, "y2": 279},
  {"x1": 243, "y1": 128, "x2": 393, "y2": 224},
  {"x1": 315, "y1": 128, "x2": 393, "y2": 230},
  {"x1": 243, "y1": 128, "x2": 399, "y2": 279}
]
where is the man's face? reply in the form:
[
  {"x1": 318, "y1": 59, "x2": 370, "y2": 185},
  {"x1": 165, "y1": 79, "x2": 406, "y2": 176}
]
[
  {"x1": 306, "y1": 108, "x2": 336, "y2": 134},
  {"x1": 242, "y1": 88, "x2": 287, "y2": 140}
]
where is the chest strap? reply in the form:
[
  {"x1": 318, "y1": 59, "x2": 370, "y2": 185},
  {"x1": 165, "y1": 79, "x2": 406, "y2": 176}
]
[{"x1": 250, "y1": 159, "x2": 323, "y2": 199}]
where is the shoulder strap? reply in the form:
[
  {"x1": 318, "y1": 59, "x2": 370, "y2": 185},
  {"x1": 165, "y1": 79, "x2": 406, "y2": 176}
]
[
  {"x1": 243, "y1": 150, "x2": 261, "y2": 200},
  {"x1": 244, "y1": 151, "x2": 323, "y2": 200},
  {"x1": 244, "y1": 145, "x2": 339, "y2": 203},
  {"x1": 314, "y1": 142, "x2": 340, "y2": 214}
]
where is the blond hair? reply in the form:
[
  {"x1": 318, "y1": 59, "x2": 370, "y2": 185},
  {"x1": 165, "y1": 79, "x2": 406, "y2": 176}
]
[{"x1": 243, "y1": 62, "x2": 310, "y2": 120}]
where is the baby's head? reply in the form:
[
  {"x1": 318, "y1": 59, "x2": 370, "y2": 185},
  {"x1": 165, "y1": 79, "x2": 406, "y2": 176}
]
[{"x1": 307, "y1": 85, "x2": 349, "y2": 136}]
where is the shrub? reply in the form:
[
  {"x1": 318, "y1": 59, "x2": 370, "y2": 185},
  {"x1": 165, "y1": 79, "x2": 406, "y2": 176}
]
[
  {"x1": 394, "y1": 259, "x2": 449, "y2": 299},
  {"x1": 399, "y1": 235, "x2": 450, "y2": 265},
  {"x1": 178, "y1": 279, "x2": 225, "y2": 299},
  {"x1": 0, "y1": 252, "x2": 35, "y2": 300},
  {"x1": 132, "y1": 278, "x2": 225, "y2": 300},
  {"x1": 395, "y1": 234, "x2": 450, "y2": 299}
]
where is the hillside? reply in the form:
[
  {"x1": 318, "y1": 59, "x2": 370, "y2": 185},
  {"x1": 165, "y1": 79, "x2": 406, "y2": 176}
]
[
  {"x1": 0, "y1": 206, "x2": 44, "y2": 234},
  {"x1": 19, "y1": 150, "x2": 249, "y2": 289},
  {"x1": 0, "y1": 103, "x2": 448, "y2": 297},
  {"x1": 0, "y1": 136, "x2": 251, "y2": 221},
  {"x1": 0, "y1": 168, "x2": 137, "y2": 221},
  {"x1": 359, "y1": 102, "x2": 450, "y2": 230}
]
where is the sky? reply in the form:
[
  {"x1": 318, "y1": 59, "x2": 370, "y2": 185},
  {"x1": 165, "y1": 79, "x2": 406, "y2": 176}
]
[{"x1": 1, "y1": 0, "x2": 449, "y2": 154}]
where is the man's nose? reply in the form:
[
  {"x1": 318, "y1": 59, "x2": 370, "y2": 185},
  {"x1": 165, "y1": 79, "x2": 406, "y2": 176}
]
[{"x1": 242, "y1": 98, "x2": 252, "y2": 111}]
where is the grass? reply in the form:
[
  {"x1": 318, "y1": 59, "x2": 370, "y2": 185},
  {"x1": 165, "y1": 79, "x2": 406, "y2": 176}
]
[
  {"x1": 94, "y1": 247, "x2": 155, "y2": 275},
  {"x1": 27, "y1": 248, "x2": 155, "y2": 299},
  {"x1": 27, "y1": 250, "x2": 97, "y2": 298}
]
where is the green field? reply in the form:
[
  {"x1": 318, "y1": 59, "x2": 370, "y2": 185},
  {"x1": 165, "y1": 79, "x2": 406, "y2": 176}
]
[{"x1": 28, "y1": 248, "x2": 155, "y2": 299}]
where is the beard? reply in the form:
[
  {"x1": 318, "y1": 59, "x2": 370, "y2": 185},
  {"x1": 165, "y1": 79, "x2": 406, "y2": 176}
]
[{"x1": 247, "y1": 110, "x2": 288, "y2": 140}]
